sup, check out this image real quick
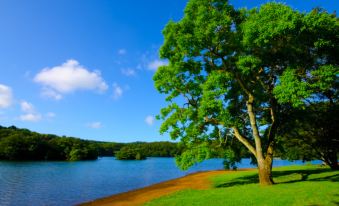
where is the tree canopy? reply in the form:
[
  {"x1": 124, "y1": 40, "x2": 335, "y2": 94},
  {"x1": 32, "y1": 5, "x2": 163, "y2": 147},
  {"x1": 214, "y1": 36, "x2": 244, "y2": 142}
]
[{"x1": 154, "y1": 0, "x2": 338, "y2": 185}]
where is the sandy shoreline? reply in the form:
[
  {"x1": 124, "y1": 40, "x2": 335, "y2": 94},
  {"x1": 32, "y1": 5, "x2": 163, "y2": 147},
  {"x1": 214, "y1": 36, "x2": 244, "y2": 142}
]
[{"x1": 78, "y1": 169, "x2": 254, "y2": 206}]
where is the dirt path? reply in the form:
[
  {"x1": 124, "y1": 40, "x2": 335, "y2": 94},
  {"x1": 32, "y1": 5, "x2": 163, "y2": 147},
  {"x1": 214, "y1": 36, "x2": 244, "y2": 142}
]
[{"x1": 79, "y1": 169, "x2": 252, "y2": 206}]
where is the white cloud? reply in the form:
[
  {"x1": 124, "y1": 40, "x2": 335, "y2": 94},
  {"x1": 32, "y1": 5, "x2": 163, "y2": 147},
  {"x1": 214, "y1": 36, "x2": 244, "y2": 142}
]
[
  {"x1": 41, "y1": 88, "x2": 63, "y2": 100},
  {"x1": 20, "y1": 101, "x2": 35, "y2": 113},
  {"x1": 0, "y1": 84, "x2": 13, "y2": 109},
  {"x1": 34, "y1": 59, "x2": 108, "y2": 99},
  {"x1": 121, "y1": 68, "x2": 136, "y2": 77},
  {"x1": 145, "y1": 115, "x2": 155, "y2": 126},
  {"x1": 112, "y1": 83, "x2": 123, "y2": 100},
  {"x1": 87, "y1": 122, "x2": 102, "y2": 129},
  {"x1": 18, "y1": 100, "x2": 44, "y2": 122},
  {"x1": 19, "y1": 113, "x2": 42, "y2": 122},
  {"x1": 147, "y1": 60, "x2": 168, "y2": 71},
  {"x1": 118, "y1": 49, "x2": 127, "y2": 55}
]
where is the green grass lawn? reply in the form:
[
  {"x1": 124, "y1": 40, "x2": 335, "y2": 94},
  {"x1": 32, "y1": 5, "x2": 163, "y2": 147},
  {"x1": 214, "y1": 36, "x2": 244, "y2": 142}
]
[{"x1": 144, "y1": 165, "x2": 339, "y2": 206}]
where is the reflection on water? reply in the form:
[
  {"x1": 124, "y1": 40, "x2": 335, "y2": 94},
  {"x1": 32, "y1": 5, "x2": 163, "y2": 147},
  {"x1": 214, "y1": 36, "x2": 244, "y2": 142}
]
[{"x1": 0, "y1": 157, "x2": 321, "y2": 206}]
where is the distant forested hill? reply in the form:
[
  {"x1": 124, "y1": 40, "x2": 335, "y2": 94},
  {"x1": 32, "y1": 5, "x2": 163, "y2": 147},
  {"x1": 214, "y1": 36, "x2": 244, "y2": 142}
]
[
  {"x1": 115, "y1": 141, "x2": 184, "y2": 160},
  {"x1": 0, "y1": 125, "x2": 182, "y2": 161},
  {"x1": 0, "y1": 125, "x2": 99, "y2": 161}
]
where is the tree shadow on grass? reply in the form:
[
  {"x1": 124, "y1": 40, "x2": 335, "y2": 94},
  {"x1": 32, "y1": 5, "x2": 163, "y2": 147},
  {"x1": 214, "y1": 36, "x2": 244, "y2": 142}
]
[
  {"x1": 215, "y1": 173, "x2": 259, "y2": 188},
  {"x1": 332, "y1": 194, "x2": 339, "y2": 205},
  {"x1": 215, "y1": 167, "x2": 338, "y2": 188},
  {"x1": 273, "y1": 168, "x2": 339, "y2": 184}
]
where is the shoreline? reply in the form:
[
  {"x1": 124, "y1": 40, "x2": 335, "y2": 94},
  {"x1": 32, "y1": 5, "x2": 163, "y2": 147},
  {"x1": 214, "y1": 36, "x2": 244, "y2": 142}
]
[{"x1": 78, "y1": 168, "x2": 254, "y2": 206}]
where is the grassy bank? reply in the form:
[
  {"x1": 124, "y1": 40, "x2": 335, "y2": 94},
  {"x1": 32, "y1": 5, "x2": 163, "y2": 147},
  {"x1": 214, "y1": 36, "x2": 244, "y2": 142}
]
[{"x1": 145, "y1": 165, "x2": 339, "y2": 206}]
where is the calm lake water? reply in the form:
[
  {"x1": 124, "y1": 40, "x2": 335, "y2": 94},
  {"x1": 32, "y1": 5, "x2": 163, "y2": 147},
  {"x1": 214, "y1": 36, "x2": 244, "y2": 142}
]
[{"x1": 0, "y1": 157, "x2": 321, "y2": 206}]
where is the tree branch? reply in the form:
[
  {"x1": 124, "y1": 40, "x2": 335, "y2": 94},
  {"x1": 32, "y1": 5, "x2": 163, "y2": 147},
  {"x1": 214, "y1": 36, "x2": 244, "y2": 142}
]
[
  {"x1": 203, "y1": 117, "x2": 257, "y2": 157},
  {"x1": 246, "y1": 95, "x2": 264, "y2": 160},
  {"x1": 266, "y1": 98, "x2": 278, "y2": 158},
  {"x1": 232, "y1": 127, "x2": 257, "y2": 157},
  {"x1": 208, "y1": 48, "x2": 253, "y2": 97},
  {"x1": 208, "y1": 48, "x2": 263, "y2": 159}
]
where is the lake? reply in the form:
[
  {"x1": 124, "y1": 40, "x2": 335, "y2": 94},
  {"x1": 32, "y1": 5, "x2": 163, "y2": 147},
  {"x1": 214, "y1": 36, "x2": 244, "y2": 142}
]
[{"x1": 0, "y1": 157, "x2": 321, "y2": 206}]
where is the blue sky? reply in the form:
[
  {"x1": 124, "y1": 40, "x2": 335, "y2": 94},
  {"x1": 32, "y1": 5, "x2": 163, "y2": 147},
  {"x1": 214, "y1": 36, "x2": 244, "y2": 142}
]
[{"x1": 0, "y1": 0, "x2": 337, "y2": 142}]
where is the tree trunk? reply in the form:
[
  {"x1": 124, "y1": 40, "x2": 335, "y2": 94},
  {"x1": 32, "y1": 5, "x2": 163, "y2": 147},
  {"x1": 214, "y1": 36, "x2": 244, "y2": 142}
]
[
  {"x1": 326, "y1": 152, "x2": 338, "y2": 170},
  {"x1": 246, "y1": 95, "x2": 275, "y2": 185},
  {"x1": 257, "y1": 157, "x2": 274, "y2": 185}
]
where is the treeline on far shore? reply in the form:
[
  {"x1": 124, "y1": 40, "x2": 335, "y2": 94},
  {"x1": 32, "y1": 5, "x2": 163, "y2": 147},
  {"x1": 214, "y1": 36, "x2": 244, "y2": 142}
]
[{"x1": 0, "y1": 125, "x2": 183, "y2": 161}]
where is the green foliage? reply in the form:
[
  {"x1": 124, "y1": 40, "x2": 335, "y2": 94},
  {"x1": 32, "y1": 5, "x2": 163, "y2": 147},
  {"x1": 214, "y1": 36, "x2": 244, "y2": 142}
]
[
  {"x1": 115, "y1": 141, "x2": 183, "y2": 160},
  {"x1": 236, "y1": 56, "x2": 262, "y2": 75},
  {"x1": 176, "y1": 143, "x2": 211, "y2": 170},
  {"x1": 115, "y1": 146, "x2": 146, "y2": 160},
  {"x1": 310, "y1": 65, "x2": 338, "y2": 94},
  {"x1": 95, "y1": 142, "x2": 125, "y2": 156},
  {"x1": 154, "y1": 0, "x2": 338, "y2": 173},
  {"x1": 273, "y1": 69, "x2": 311, "y2": 107},
  {"x1": 274, "y1": 65, "x2": 338, "y2": 107},
  {"x1": 145, "y1": 165, "x2": 339, "y2": 206},
  {"x1": 242, "y1": 3, "x2": 301, "y2": 47},
  {"x1": 277, "y1": 102, "x2": 339, "y2": 170},
  {"x1": 0, "y1": 125, "x2": 98, "y2": 161},
  {"x1": 223, "y1": 149, "x2": 239, "y2": 170},
  {"x1": 0, "y1": 126, "x2": 184, "y2": 161}
]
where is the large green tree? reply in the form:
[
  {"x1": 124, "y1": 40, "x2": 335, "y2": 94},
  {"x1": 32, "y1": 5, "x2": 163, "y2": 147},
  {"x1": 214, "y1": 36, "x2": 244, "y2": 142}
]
[{"x1": 154, "y1": 0, "x2": 338, "y2": 185}]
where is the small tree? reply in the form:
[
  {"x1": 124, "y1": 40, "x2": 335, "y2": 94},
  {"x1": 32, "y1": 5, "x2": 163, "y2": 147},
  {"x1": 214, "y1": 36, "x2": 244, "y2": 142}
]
[
  {"x1": 154, "y1": 0, "x2": 338, "y2": 185},
  {"x1": 278, "y1": 103, "x2": 339, "y2": 170}
]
